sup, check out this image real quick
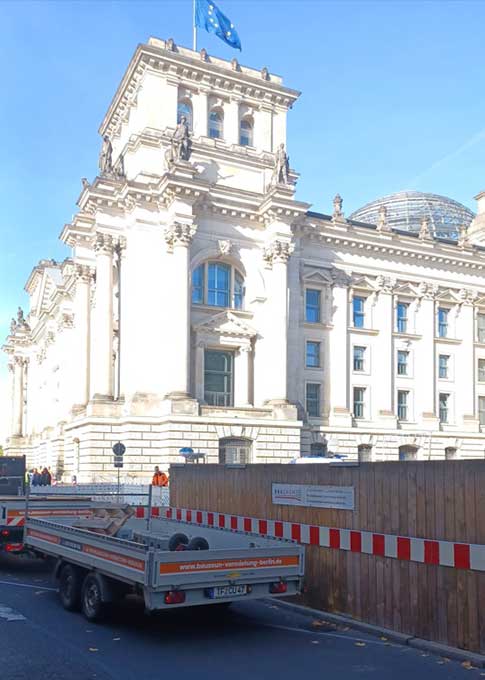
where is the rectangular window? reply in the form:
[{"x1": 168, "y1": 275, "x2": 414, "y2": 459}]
[
  {"x1": 305, "y1": 289, "x2": 321, "y2": 323},
  {"x1": 439, "y1": 354, "x2": 449, "y2": 380},
  {"x1": 353, "y1": 346, "x2": 366, "y2": 372},
  {"x1": 397, "y1": 390, "x2": 409, "y2": 421},
  {"x1": 397, "y1": 350, "x2": 408, "y2": 376},
  {"x1": 306, "y1": 383, "x2": 321, "y2": 417},
  {"x1": 438, "y1": 308, "x2": 448, "y2": 338},
  {"x1": 204, "y1": 350, "x2": 233, "y2": 407},
  {"x1": 208, "y1": 263, "x2": 230, "y2": 307},
  {"x1": 478, "y1": 314, "x2": 485, "y2": 343},
  {"x1": 353, "y1": 387, "x2": 365, "y2": 419},
  {"x1": 479, "y1": 397, "x2": 485, "y2": 426},
  {"x1": 396, "y1": 302, "x2": 409, "y2": 333},
  {"x1": 353, "y1": 296, "x2": 365, "y2": 328},
  {"x1": 479, "y1": 359, "x2": 485, "y2": 382},
  {"x1": 306, "y1": 341, "x2": 321, "y2": 368},
  {"x1": 439, "y1": 393, "x2": 449, "y2": 423}
]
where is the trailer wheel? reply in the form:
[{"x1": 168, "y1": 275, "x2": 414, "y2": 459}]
[
  {"x1": 168, "y1": 533, "x2": 189, "y2": 551},
  {"x1": 59, "y1": 564, "x2": 83, "y2": 611},
  {"x1": 187, "y1": 536, "x2": 209, "y2": 551},
  {"x1": 81, "y1": 573, "x2": 107, "y2": 622}
]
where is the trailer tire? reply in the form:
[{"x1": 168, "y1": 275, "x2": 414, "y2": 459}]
[
  {"x1": 59, "y1": 563, "x2": 83, "y2": 611},
  {"x1": 168, "y1": 533, "x2": 189, "y2": 552},
  {"x1": 187, "y1": 536, "x2": 209, "y2": 551},
  {"x1": 81, "y1": 573, "x2": 107, "y2": 622}
]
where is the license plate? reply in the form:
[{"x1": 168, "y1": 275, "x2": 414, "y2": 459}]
[{"x1": 207, "y1": 585, "x2": 248, "y2": 599}]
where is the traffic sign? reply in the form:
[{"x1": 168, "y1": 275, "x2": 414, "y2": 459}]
[{"x1": 112, "y1": 442, "x2": 126, "y2": 456}]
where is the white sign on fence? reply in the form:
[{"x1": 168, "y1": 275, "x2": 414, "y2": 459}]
[{"x1": 272, "y1": 483, "x2": 355, "y2": 510}]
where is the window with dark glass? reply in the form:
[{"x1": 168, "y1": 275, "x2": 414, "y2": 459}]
[
  {"x1": 397, "y1": 390, "x2": 409, "y2": 421},
  {"x1": 439, "y1": 354, "x2": 449, "y2": 379},
  {"x1": 306, "y1": 383, "x2": 321, "y2": 417},
  {"x1": 204, "y1": 350, "x2": 233, "y2": 407},
  {"x1": 239, "y1": 118, "x2": 253, "y2": 146},
  {"x1": 397, "y1": 350, "x2": 408, "y2": 376},
  {"x1": 438, "y1": 308, "x2": 448, "y2": 338},
  {"x1": 177, "y1": 100, "x2": 193, "y2": 130},
  {"x1": 353, "y1": 387, "x2": 365, "y2": 418},
  {"x1": 353, "y1": 296, "x2": 365, "y2": 328},
  {"x1": 478, "y1": 313, "x2": 485, "y2": 343},
  {"x1": 480, "y1": 397, "x2": 485, "y2": 426},
  {"x1": 192, "y1": 262, "x2": 244, "y2": 309},
  {"x1": 353, "y1": 346, "x2": 365, "y2": 371},
  {"x1": 305, "y1": 289, "x2": 321, "y2": 323},
  {"x1": 439, "y1": 392, "x2": 449, "y2": 423},
  {"x1": 209, "y1": 110, "x2": 223, "y2": 139},
  {"x1": 396, "y1": 302, "x2": 409, "y2": 333},
  {"x1": 306, "y1": 341, "x2": 321, "y2": 368},
  {"x1": 479, "y1": 359, "x2": 485, "y2": 382}
]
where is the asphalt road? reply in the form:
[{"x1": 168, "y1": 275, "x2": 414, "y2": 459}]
[{"x1": 0, "y1": 553, "x2": 481, "y2": 680}]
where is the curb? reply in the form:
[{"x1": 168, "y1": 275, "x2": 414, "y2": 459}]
[{"x1": 272, "y1": 600, "x2": 485, "y2": 667}]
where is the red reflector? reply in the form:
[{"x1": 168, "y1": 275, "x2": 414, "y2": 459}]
[
  {"x1": 175, "y1": 544, "x2": 187, "y2": 552},
  {"x1": 1, "y1": 530, "x2": 9, "y2": 537},
  {"x1": 164, "y1": 590, "x2": 186, "y2": 605},
  {"x1": 5, "y1": 543, "x2": 23, "y2": 553},
  {"x1": 269, "y1": 581, "x2": 288, "y2": 594}
]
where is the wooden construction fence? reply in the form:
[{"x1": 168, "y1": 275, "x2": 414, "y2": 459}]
[{"x1": 170, "y1": 461, "x2": 485, "y2": 654}]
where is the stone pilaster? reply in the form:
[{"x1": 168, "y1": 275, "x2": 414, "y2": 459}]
[
  {"x1": 72, "y1": 265, "x2": 92, "y2": 411},
  {"x1": 329, "y1": 274, "x2": 352, "y2": 427},
  {"x1": 235, "y1": 344, "x2": 252, "y2": 407},
  {"x1": 90, "y1": 233, "x2": 114, "y2": 401}
]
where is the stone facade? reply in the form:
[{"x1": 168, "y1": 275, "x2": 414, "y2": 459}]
[{"x1": 5, "y1": 37, "x2": 485, "y2": 480}]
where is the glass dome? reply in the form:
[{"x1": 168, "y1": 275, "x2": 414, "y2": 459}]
[{"x1": 349, "y1": 190, "x2": 474, "y2": 240}]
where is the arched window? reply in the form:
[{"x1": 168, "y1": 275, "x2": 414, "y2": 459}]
[
  {"x1": 209, "y1": 109, "x2": 223, "y2": 139},
  {"x1": 219, "y1": 437, "x2": 252, "y2": 464},
  {"x1": 310, "y1": 442, "x2": 328, "y2": 458},
  {"x1": 177, "y1": 100, "x2": 193, "y2": 130},
  {"x1": 239, "y1": 117, "x2": 253, "y2": 146},
  {"x1": 358, "y1": 444, "x2": 373, "y2": 462},
  {"x1": 192, "y1": 262, "x2": 245, "y2": 309},
  {"x1": 399, "y1": 445, "x2": 418, "y2": 461}
]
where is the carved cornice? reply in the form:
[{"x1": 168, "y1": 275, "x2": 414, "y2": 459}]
[
  {"x1": 94, "y1": 232, "x2": 114, "y2": 255},
  {"x1": 164, "y1": 222, "x2": 197, "y2": 251}
]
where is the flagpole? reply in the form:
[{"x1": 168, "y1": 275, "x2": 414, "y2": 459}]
[{"x1": 193, "y1": 0, "x2": 197, "y2": 51}]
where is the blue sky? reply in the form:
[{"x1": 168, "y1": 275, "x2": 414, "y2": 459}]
[{"x1": 1, "y1": 0, "x2": 485, "y2": 394}]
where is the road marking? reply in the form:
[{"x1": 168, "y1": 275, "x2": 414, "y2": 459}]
[
  {"x1": 0, "y1": 605, "x2": 26, "y2": 621},
  {"x1": 259, "y1": 622, "x2": 394, "y2": 646},
  {"x1": 0, "y1": 579, "x2": 57, "y2": 592}
]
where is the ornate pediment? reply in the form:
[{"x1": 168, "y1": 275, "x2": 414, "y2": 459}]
[
  {"x1": 301, "y1": 267, "x2": 334, "y2": 285},
  {"x1": 193, "y1": 311, "x2": 256, "y2": 339}
]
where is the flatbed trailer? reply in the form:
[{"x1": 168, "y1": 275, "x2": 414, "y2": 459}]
[
  {"x1": 0, "y1": 496, "x2": 94, "y2": 554},
  {"x1": 24, "y1": 511, "x2": 305, "y2": 621}
]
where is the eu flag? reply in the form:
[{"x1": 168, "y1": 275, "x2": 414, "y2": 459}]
[{"x1": 195, "y1": 0, "x2": 242, "y2": 51}]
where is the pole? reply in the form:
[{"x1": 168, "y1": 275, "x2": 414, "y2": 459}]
[
  {"x1": 115, "y1": 241, "x2": 122, "y2": 401},
  {"x1": 117, "y1": 467, "x2": 120, "y2": 501},
  {"x1": 193, "y1": 0, "x2": 197, "y2": 51}
]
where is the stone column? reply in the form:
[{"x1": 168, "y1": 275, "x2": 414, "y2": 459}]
[
  {"x1": 72, "y1": 265, "x2": 92, "y2": 409},
  {"x1": 235, "y1": 345, "x2": 252, "y2": 407},
  {"x1": 374, "y1": 278, "x2": 396, "y2": 425},
  {"x1": 7, "y1": 362, "x2": 15, "y2": 438},
  {"x1": 415, "y1": 286, "x2": 438, "y2": 428},
  {"x1": 226, "y1": 98, "x2": 240, "y2": 145},
  {"x1": 456, "y1": 296, "x2": 477, "y2": 429},
  {"x1": 12, "y1": 356, "x2": 24, "y2": 436},
  {"x1": 193, "y1": 89, "x2": 209, "y2": 138},
  {"x1": 263, "y1": 239, "x2": 293, "y2": 404},
  {"x1": 329, "y1": 275, "x2": 352, "y2": 427},
  {"x1": 90, "y1": 233, "x2": 114, "y2": 400},
  {"x1": 195, "y1": 341, "x2": 205, "y2": 402},
  {"x1": 164, "y1": 222, "x2": 196, "y2": 399}
]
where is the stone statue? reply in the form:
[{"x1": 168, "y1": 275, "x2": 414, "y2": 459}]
[
  {"x1": 10, "y1": 318, "x2": 16, "y2": 334},
  {"x1": 99, "y1": 135, "x2": 113, "y2": 175},
  {"x1": 17, "y1": 307, "x2": 25, "y2": 325},
  {"x1": 81, "y1": 177, "x2": 90, "y2": 189},
  {"x1": 333, "y1": 194, "x2": 343, "y2": 218},
  {"x1": 115, "y1": 153, "x2": 126, "y2": 179},
  {"x1": 167, "y1": 116, "x2": 192, "y2": 163},
  {"x1": 273, "y1": 143, "x2": 290, "y2": 185}
]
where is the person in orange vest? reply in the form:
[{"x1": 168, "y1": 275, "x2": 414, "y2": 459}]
[{"x1": 152, "y1": 466, "x2": 169, "y2": 487}]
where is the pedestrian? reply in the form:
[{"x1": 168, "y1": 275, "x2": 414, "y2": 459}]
[
  {"x1": 152, "y1": 466, "x2": 169, "y2": 487},
  {"x1": 32, "y1": 468, "x2": 41, "y2": 486},
  {"x1": 41, "y1": 467, "x2": 52, "y2": 486}
]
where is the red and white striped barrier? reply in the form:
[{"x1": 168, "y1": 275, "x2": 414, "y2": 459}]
[{"x1": 136, "y1": 505, "x2": 485, "y2": 573}]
